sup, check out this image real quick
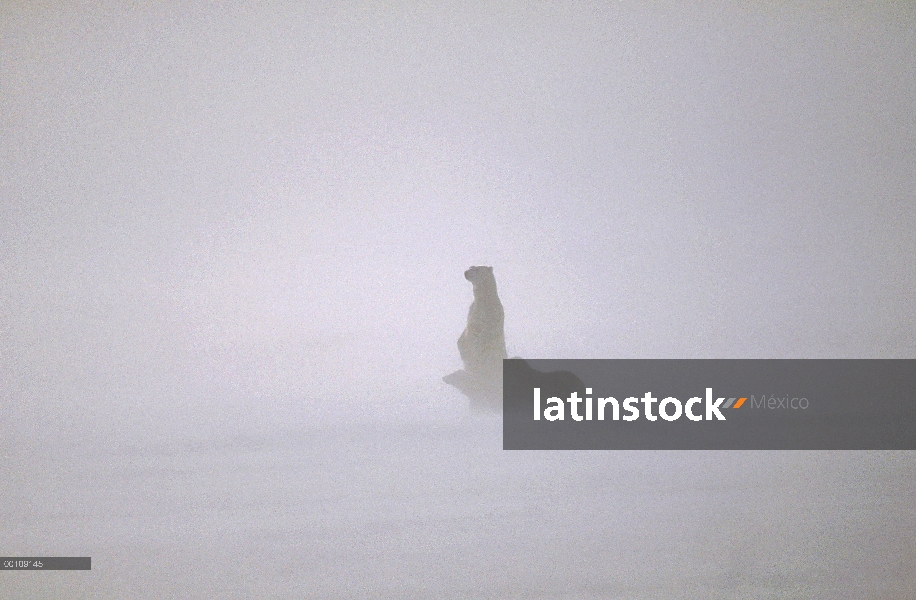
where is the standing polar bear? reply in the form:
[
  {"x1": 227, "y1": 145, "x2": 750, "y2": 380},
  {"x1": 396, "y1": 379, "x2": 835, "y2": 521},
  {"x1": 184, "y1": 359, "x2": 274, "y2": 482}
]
[
  {"x1": 444, "y1": 266, "x2": 508, "y2": 410},
  {"x1": 458, "y1": 266, "x2": 508, "y2": 379},
  {"x1": 444, "y1": 266, "x2": 586, "y2": 413}
]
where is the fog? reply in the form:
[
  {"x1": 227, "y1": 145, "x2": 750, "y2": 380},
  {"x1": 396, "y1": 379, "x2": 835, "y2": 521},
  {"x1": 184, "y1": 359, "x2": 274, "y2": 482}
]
[
  {"x1": 2, "y1": 2, "x2": 915, "y2": 597},
  {"x1": 3, "y1": 1, "x2": 915, "y2": 440}
]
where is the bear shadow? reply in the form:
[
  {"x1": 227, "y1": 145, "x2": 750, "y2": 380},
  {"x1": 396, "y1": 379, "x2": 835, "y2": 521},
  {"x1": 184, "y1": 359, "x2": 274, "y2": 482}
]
[{"x1": 445, "y1": 358, "x2": 585, "y2": 414}]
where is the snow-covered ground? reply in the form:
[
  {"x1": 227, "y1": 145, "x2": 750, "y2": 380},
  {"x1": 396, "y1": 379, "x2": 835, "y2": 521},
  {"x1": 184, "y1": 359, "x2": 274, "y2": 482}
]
[{"x1": 4, "y1": 414, "x2": 914, "y2": 599}]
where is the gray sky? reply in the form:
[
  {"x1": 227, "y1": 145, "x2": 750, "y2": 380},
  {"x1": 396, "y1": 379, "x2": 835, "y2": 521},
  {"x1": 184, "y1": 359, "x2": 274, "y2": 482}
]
[{"x1": 2, "y1": 1, "x2": 914, "y2": 441}]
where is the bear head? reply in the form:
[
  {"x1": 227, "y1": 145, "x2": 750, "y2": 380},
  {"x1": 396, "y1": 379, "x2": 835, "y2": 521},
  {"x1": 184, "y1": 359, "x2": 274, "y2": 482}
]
[{"x1": 464, "y1": 265, "x2": 494, "y2": 283}]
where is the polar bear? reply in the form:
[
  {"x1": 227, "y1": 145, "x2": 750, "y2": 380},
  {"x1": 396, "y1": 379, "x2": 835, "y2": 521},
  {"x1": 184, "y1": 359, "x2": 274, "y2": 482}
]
[
  {"x1": 444, "y1": 266, "x2": 508, "y2": 411},
  {"x1": 457, "y1": 266, "x2": 507, "y2": 380},
  {"x1": 502, "y1": 359, "x2": 586, "y2": 416}
]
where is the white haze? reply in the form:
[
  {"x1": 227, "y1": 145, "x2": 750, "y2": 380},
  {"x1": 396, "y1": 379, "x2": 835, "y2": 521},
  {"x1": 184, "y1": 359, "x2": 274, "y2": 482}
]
[
  {"x1": 1, "y1": 3, "x2": 915, "y2": 597},
  {"x1": 4, "y1": 2, "x2": 913, "y2": 443}
]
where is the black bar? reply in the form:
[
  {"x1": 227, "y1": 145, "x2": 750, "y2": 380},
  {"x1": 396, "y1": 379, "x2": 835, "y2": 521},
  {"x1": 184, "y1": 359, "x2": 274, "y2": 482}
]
[
  {"x1": 1, "y1": 558, "x2": 91, "y2": 570},
  {"x1": 503, "y1": 359, "x2": 916, "y2": 450}
]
